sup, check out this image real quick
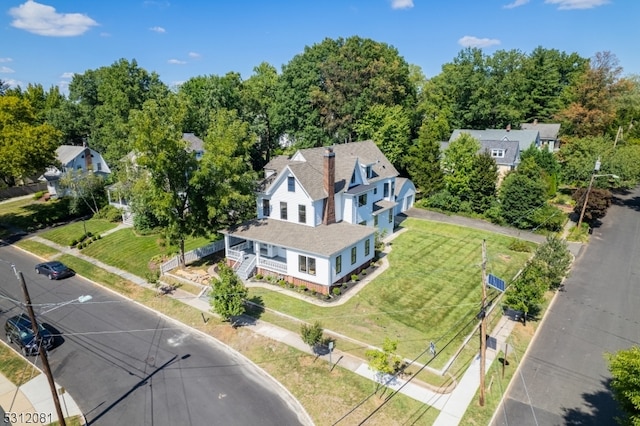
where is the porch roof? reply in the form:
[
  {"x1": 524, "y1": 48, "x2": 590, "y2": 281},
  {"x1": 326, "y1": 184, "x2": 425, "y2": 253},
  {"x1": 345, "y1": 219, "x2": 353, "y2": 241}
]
[{"x1": 220, "y1": 219, "x2": 376, "y2": 257}]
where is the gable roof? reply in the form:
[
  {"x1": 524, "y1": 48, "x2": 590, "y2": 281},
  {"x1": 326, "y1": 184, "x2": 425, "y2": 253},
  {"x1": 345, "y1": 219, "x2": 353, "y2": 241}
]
[
  {"x1": 449, "y1": 129, "x2": 540, "y2": 151},
  {"x1": 520, "y1": 122, "x2": 560, "y2": 140},
  {"x1": 440, "y1": 139, "x2": 520, "y2": 166},
  {"x1": 56, "y1": 145, "x2": 87, "y2": 166},
  {"x1": 261, "y1": 140, "x2": 398, "y2": 201}
]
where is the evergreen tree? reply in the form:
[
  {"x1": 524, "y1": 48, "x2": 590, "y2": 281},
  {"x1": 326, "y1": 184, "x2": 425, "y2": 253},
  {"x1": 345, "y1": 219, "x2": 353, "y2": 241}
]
[
  {"x1": 468, "y1": 150, "x2": 498, "y2": 213},
  {"x1": 500, "y1": 158, "x2": 547, "y2": 229},
  {"x1": 406, "y1": 122, "x2": 444, "y2": 198}
]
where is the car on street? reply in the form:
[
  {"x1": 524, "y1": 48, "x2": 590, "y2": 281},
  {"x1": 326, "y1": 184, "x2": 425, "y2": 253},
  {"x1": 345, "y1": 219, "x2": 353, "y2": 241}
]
[
  {"x1": 5, "y1": 314, "x2": 54, "y2": 356},
  {"x1": 35, "y1": 261, "x2": 74, "y2": 280}
]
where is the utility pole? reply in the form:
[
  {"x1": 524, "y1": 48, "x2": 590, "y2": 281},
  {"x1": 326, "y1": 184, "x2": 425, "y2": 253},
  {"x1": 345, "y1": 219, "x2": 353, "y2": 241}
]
[
  {"x1": 479, "y1": 240, "x2": 487, "y2": 407},
  {"x1": 13, "y1": 267, "x2": 67, "y2": 426},
  {"x1": 577, "y1": 158, "x2": 601, "y2": 230}
]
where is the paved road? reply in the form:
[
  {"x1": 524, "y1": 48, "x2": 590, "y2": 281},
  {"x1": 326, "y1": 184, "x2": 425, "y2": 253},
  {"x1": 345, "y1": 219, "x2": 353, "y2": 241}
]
[
  {"x1": 0, "y1": 245, "x2": 308, "y2": 425},
  {"x1": 492, "y1": 188, "x2": 640, "y2": 425}
]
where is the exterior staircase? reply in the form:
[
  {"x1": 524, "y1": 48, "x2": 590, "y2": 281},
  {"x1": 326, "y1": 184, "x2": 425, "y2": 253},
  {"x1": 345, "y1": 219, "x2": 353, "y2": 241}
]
[{"x1": 236, "y1": 254, "x2": 256, "y2": 280}]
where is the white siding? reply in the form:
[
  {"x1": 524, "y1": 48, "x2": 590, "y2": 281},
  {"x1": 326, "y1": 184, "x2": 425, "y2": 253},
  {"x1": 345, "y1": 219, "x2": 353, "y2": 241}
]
[
  {"x1": 342, "y1": 196, "x2": 355, "y2": 224},
  {"x1": 263, "y1": 170, "x2": 314, "y2": 226},
  {"x1": 329, "y1": 235, "x2": 375, "y2": 283},
  {"x1": 285, "y1": 249, "x2": 331, "y2": 286}
]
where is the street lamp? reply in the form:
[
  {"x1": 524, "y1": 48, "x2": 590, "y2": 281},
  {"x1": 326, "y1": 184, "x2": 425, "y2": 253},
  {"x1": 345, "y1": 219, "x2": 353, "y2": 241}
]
[
  {"x1": 40, "y1": 295, "x2": 93, "y2": 315},
  {"x1": 577, "y1": 159, "x2": 619, "y2": 229}
]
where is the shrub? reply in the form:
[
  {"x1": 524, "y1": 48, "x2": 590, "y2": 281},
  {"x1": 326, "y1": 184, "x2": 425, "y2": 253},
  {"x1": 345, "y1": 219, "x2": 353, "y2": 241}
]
[
  {"x1": 33, "y1": 191, "x2": 46, "y2": 200},
  {"x1": 332, "y1": 287, "x2": 342, "y2": 296},
  {"x1": 351, "y1": 274, "x2": 359, "y2": 282},
  {"x1": 255, "y1": 273, "x2": 263, "y2": 280},
  {"x1": 94, "y1": 205, "x2": 123, "y2": 222},
  {"x1": 279, "y1": 280, "x2": 287, "y2": 288},
  {"x1": 70, "y1": 239, "x2": 78, "y2": 247},
  {"x1": 300, "y1": 285, "x2": 307, "y2": 292},
  {"x1": 361, "y1": 270, "x2": 367, "y2": 276},
  {"x1": 311, "y1": 290, "x2": 317, "y2": 296},
  {"x1": 86, "y1": 232, "x2": 93, "y2": 238},
  {"x1": 508, "y1": 240, "x2": 532, "y2": 253},
  {"x1": 426, "y1": 190, "x2": 461, "y2": 212},
  {"x1": 266, "y1": 275, "x2": 274, "y2": 282}
]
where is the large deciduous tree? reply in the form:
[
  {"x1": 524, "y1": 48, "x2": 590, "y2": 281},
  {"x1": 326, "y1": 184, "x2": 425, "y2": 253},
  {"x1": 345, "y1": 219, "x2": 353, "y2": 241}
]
[
  {"x1": 0, "y1": 96, "x2": 61, "y2": 186},
  {"x1": 178, "y1": 72, "x2": 243, "y2": 139},
  {"x1": 572, "y1": 187, "x2": 613, "y2": 225},
  {"x1": 354, "y1": 104, "x2": 411, "y2": 170},
  {"x1": 556, "y1": 51, "x2": 628, "y2": 137},
  {"x1": 274, "y1": 36, "x2": 416, "y2": 146},
  {"x1": 241, "y1": 62, "x2": 280, "y2": 170},
  {"x1": 68, "y1": 58, "x2": 168, "y2": 165}
]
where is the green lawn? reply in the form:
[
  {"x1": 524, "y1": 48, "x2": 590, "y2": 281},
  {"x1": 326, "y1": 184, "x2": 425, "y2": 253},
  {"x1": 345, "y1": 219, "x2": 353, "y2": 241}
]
[
  {"x1": 249, "y1": 218, "x2": 534, "y2": 369},
  {"x1": 78, "y1": 228, "x2": 214, "y2": 278},
  {"x1": 0, "y1": 197, "x2": 74, "y2": 232},
  {"x1": 40, "y1": 219, "x2": 118, "y2": 246}
]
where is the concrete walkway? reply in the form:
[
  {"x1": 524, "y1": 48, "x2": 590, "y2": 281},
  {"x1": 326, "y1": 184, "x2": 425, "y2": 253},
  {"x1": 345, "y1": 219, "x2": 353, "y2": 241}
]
[
  {"x1": 5, "y1": 210, "x2": 582, "y2": 425},
  {"x1": 0, "y1": 368, "x2": 83, "y2": 426}
]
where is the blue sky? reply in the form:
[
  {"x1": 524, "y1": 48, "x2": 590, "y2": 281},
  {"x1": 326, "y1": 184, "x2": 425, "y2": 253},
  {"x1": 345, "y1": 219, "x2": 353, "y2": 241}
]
[{"x1": 2, "y1": 0, "x2": 638, "y2": 93}]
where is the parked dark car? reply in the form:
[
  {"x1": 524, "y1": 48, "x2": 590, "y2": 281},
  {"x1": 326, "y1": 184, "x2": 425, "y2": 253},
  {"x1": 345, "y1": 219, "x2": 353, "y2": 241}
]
[
  {"x1": 35, "y1": 261, "x2": 74, "y2": 280},
  {"x1": 5, "y1": 314, "x2": 54, "y2": 356}
]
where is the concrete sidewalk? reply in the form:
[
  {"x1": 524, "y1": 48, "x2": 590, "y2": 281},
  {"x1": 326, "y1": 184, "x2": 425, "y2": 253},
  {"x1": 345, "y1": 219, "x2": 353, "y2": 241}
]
[
  {"x1": 0, "y1": 372, "x2": 83, "y2": 426},
  {"x1": 23, "y1": 231, "x2": 524, "y2": 425}
]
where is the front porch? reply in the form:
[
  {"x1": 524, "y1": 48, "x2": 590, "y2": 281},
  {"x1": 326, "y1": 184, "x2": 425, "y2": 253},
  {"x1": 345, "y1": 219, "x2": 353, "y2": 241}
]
[{"x1": 226, "y1": 237, "x2": 288, "y2": 280}]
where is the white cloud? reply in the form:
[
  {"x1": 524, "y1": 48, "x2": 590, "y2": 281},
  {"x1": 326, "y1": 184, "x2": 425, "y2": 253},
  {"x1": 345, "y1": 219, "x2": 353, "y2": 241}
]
[
  {"x1": 0, "y1": 66, "x2": 15, "y2": 73},
  {"x1": 0, "y1": 58, "x2": 13, "y2": 63},
  {"x1": 4, "y1": 79, "x2": 23, "y2": 88},
  {"x1": 9, "y1": 1, "x2": 98, "y2": 37},
  {"x1": 390, "y1": 0, "x2": 414, "y2": 10},
  {"x1": 504, "y1": 0, "x2": 530, "y2": 9},
  {"x1": 168, "y1": 59, "x2": 186, "y2": 65},
  {"x1": 458, "y1": 36, "x2": 501, "y2": 48},
  {"x1": 188, "y1": 52, "x2": 201, "y2": 59},
  {"x1": 545, "y1": 0, "x2": 609, "y2": 9},
  {"x1": 149, "y1": 26, "x2": 166, "y2": 33},
  {"x1": 60, "y1": 72, "x2": 75, "y2": 79}
]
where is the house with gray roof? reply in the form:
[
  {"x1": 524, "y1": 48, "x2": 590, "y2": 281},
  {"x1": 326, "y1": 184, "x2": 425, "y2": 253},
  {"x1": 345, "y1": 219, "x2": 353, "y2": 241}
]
[
  {"x1": 449, "y1": 127, "x2": 541, "y2": 153},
  {"x1": 221, "y1": 140, "x2": 415, "y2": 294},
  {"x1": 41, "y1": 143, "x2": 111, "y2": 198},
  {"x1": 440, "y1": 139, "x2": 521, "y2": 180},
  {"x1": 521, "y1": 120, "x2": 561, "y2": 151}
]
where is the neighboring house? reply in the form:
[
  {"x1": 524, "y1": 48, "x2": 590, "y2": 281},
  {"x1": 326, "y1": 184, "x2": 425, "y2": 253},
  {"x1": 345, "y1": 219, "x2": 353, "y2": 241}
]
[
  {"x1": 41, "y1": 143, "x2": 111, "y2": 198},
  {"x1": 220, "y1": 140, "x2": 415, "y2": 294},
  {"x1": 394, "y1": 177, "x2": 416, "y2": 216},
  {"x1": 107, "y1": 133, "x2": 204, "y2": 224},
  {"x1": 449, "y1": 126, "x2": 541, "y2": 153},
  {"x1": 440, "y1": 139, "x2": 521, "y2": 181},
  {"x1": 521, "y1": 120, "x2": 561, "y2": 151}
]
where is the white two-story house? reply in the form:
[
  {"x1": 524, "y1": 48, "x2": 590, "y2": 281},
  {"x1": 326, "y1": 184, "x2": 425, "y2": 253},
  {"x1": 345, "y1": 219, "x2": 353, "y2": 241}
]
[
  {"x1": 41, "y1": 143, "x2": 111, "y2": 198},
  {"x1": 220, "y1": 140, "x2": 415, "y2": 295}
]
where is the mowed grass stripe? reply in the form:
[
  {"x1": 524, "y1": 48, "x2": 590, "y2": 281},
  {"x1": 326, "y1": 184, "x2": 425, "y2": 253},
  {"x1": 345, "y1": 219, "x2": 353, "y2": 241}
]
[{"x1": 249, "y1": 218, "x2": 533, "y2": 367}]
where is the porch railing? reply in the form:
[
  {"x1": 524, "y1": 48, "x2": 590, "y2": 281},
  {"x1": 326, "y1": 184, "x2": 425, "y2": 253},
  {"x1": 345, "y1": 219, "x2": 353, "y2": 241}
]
[{"x1": 257, "y1": 257, "x2": 287, "y2": 274}]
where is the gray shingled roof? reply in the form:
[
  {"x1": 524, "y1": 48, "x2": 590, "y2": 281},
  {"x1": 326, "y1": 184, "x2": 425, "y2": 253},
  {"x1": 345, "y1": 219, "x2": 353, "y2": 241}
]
[
  {"x1": 261, "y1": 140, "x2": 399, "y2": 201},
  {"x1": 182, "y1": 133, "x2": 204, "y2": 152},
  {"x1": 56, "y1": 145, "x2": 86, "y2": 165},
  {"x1": 520, "y1": 123, "x2": 560, "y2": 140},
  {"x1": 221, "y1": 218, "x2": 375, "y2": 257},
  {"x1": 439, "y1": 140, "x2": 520, "y2": 166},
  {"x1": 449, "y1": 129, "x2": 540, "y2": 151}
]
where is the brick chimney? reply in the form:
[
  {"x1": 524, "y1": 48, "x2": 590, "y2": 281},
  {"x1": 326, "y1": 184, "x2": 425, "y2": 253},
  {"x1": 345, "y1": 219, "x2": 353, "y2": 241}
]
[
  {"x1": 83, "y1": 139, "x2": 93, "y2": 171},
  {"x1": 323, "y1": 147, "x2": 336, "y2": 225}
]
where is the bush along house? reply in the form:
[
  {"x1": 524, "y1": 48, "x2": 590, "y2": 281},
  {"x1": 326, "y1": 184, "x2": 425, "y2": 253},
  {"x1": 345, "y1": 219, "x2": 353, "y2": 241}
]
[{"x1": 220, "y1": 140, "x2": 415, "y2": 295}]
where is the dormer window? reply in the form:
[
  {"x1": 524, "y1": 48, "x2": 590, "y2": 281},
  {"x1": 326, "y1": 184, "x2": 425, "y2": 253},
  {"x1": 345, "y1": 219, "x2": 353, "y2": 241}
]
[
  {"x1": 366, "y1": 165, "x2": 372, "y2": 178},
  {"x1": 491, "y1": 149, "x2": 505, "y2": 158}
]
